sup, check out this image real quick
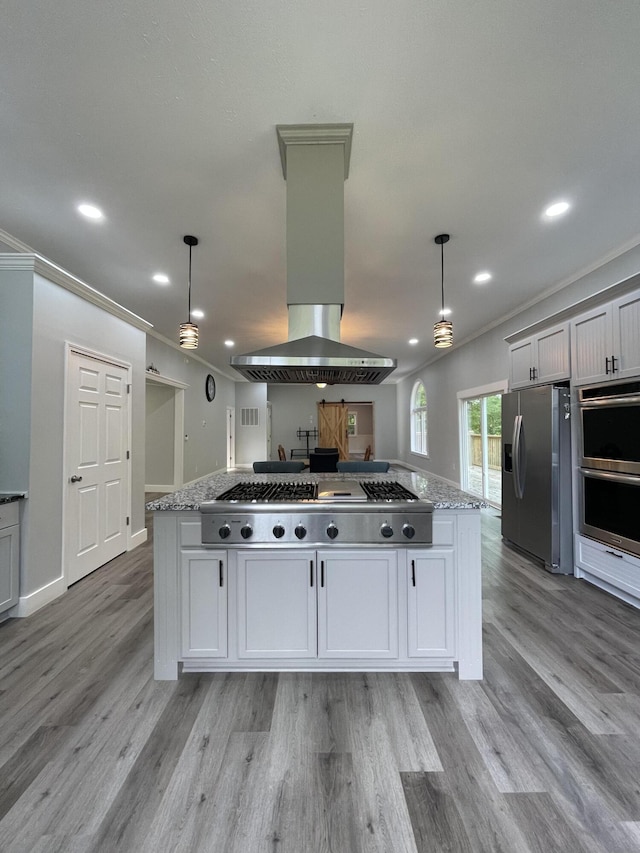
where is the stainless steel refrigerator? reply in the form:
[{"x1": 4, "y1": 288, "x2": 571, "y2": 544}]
[{"x1": 501, "y1": 384, "x2": 573, "y2": 573}]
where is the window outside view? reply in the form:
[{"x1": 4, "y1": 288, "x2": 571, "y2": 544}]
[{"x1": 411, "y1": 381, "x2": 428, "y2": 455}]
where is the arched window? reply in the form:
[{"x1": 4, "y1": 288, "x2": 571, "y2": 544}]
[{"x1": 411, "y1": 380, "x2": 428, "y2": 455}]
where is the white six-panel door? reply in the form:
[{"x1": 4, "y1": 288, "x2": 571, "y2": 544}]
[{"x1": 65, "y1": 349, "x2": 129, "y2": 586}]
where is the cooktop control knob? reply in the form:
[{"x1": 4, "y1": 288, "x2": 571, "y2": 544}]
[
  {"x1": 272, "y1": 524, "x2": 285, "y2": 539},
  {"x1": 326, "y1": 523, "x2": 339, "y2": 540},
  {"x1": 219, "y1": 524, "x2": 231, "y2": 539},
  {"x1": 294, "y1": 524, "x2": 307, "y2": 540},
  {"x1": 240, "y1": 524, "x2": 253, "y2": 540},
  {"x1": 380, "y1": 523, "x2": 394, "y2": 539},
  {"x1": 402, "y1": 523, "x2": 416, "y2": 539}
]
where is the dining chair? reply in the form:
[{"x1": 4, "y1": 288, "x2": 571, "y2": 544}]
[
  {"x1": 309, "y1": 451, "x2": 339, "y2": 472},
  {"x1": 336, "y1": 460, "x2": 390, "y2": 473},
  {"x1": 253, "y1": 461, "x2": 305, "y2": 473}
]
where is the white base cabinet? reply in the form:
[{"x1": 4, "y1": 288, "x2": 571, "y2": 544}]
[
  {"x1": 180, "y1": 551, "x2": 227, "y2": 658},
  {"x1": 0, "y1": 502, "x2": 20, "y2": 617},
  {"x1": 318, "y1": 550, "x2": 398, "y2": 658},
  {"x1": 153, "y1": 509, "x2": 483, "y2": 680},
  {"x1": 575, "y1": 534, "x2": 640, "y2": 607},
  {"x1": 408, "y1": 548, "x2": 455, "y2": 657},
  {"x1": 237, "y1": 551, "x2": 316, "y2": 658}
]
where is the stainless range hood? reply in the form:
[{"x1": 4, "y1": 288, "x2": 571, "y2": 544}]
[{"x1": 230, "y1": 124, "x2": 396, "y2": 385}]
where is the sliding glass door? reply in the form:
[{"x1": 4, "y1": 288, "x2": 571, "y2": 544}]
[{"x1": 460, "y1": 393, "x2": 502, "y2": 505}]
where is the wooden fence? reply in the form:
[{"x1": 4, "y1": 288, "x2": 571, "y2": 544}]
[{"x1": 469, "y1": 433, "x2": 501, "y2": 469}]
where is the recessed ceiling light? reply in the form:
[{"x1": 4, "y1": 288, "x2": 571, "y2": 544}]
[
  {"x1": 544, "y1": 200, "x2": 570, "y2": 218},
  {"x1": 153, "y1": 273, "x2": 169, "y2": 284},
  {"x1": 408, "y1": 338, "x2": 419, "y2": 345},
  {"x1": 77, "y1": 203, "x2": 104, "y2": 220},
  {"x1": 191, "y1": 309, "x2": 204, "y2": 319},
  {"x1": 474, "y1": 272, "x2": 492, "y2": 284},
  {"x1": 224, "y1": 340, "x2": 235, "y2": 347}
]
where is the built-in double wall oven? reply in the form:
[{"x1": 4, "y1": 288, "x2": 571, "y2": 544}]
[{"x1": 579, "y1": 378, "x2": 640, "y2": 556}]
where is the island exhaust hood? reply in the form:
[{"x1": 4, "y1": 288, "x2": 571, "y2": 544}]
[{"x1": 230, "y1": 124, "x2": 396, "y2": 385}]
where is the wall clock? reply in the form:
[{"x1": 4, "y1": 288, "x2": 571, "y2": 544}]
[{"x1": 205, "y1": 373, "x2": 216, "y2": 402}]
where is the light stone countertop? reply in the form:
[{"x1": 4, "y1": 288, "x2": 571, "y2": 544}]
[{"x1": 146, "y1": 469, "x2": 486, "y2": 512}]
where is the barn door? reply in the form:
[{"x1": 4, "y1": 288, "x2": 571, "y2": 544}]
[{"x1": 317, "y1": 402, "x2": 349, "y2": 460}]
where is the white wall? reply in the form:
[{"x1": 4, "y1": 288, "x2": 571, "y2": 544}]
[
  {"x1": 398, "y1": 243, "x2": 640, "y2": 484},
  {"x1": 267, "y1": 384, "x2": 397, "y2": 460},
  {"x1": 235, "y1": 382, "x2": 268, "y2": 466},
  {"x1": 0, "y1": 267, "x2": 33, "y2": 491},
  {"x1": 0, "y1": 264, "x2": 148, "y2": 608},
  {"x1": 145, "y1": 335, "x2": 236, "y2": 482},
  {"x1": 146, "y1": 383, "x2": 175, "y2": 486}
]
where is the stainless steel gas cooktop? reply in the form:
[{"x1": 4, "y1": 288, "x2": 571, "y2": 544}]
[{"x1": 200, "y1": 480, "x2": 433, "y2": 546}]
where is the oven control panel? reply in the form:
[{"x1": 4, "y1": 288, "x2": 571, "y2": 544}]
[{"x1": 201, "y1": 510, "x2": 432, "y2": 546}]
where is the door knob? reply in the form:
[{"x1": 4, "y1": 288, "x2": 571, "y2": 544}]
[{"x1": 70, "y1": 475, "x2": 83, "y2": 483}]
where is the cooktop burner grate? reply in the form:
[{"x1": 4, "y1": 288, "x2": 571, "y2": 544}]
[
  {"x1": 215, "y1": 480, "x2": 419, "y2": 503},
  {"x1": 359, "y1": 481, "x2": 419, "y2": 501},
  {"x1": 216, "y1": 482, "x2": 317, "y2": 502}
]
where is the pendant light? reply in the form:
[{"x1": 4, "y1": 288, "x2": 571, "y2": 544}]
[
  {"x1": 179, "y1": 235, "x2": 199, "y2": 349},
  {"x1": 433, "y1": 233, "x2": 453, "y2": 348}
]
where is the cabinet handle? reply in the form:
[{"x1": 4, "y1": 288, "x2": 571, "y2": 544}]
[
  {"x1": 611, "y1": 355, "x2": 618, "y2": 373},
  {"x1": 529, "y1": 367, "x2": 532, "y2": 381},
  {"x1": 321, "y1": 560, "x2": 325, "y2": 587},
  {"x1": 532, "y1": 367, "x2": 537, "y2": 381},
  {"x1": 605, "y1": 356, "x2": 611, "y2": 374},
  {"x1": 605, "y1": 550, "x2": 624, "y2": 558},
  {"x1": 411, "y1": 559, "x2": 416, "y2": 587},
  {"x1": 310, "y1": 560, "x2": 314, "y2": 587},
  {"x1": 219, "y1": 560, "x2": 224, "y2": 586}
]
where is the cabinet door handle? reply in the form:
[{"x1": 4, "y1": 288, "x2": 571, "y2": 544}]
[
  {"x1": 605, "y1": 357, "x2": 611, "y2": 374},
  {"x1": 219, "y1": 560, "x2": 224, "y2": 586},
  {"x1": 310, "y1": 560, "x2": 314, "y2": 587},
  {"x1": 321, "y1": 560, "x2": 325, "y2": 587},
  {"x1": 532, "y1": 366, "x2": 537, "y2": 381},
  {"x1": 611, "y1": 355, "x2": 618, "y2": 373},
  {"x1": 529, "y1": 367, "x2": 532, "y2": 381},
  {"x1": 605, "y1": 550, "x2": 624, "y2": 558},
  {"x1": 411, "y1": 559, "x2": 416, "y2": 587}
]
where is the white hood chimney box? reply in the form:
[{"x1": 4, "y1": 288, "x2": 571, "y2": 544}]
[{"x1": 230, "y1": 124, "x2": 396, "y2": 385}]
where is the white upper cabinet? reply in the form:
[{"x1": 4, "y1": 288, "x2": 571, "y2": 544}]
[
  {"x1": 509, "y1": 322, "x2": 570, "y2": 389},
  {"x1": 613, "y1": 290, "x2": 640, "y2": 379},
  {"x1": 571, "y1": 289, "x2": 640, "y2": 385}
]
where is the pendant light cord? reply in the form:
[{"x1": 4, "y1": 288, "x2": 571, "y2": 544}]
[
  {"x1": 183, "y1": 234, "x2": 198, "y2": 324},
  {"x1": 187, "y1": 242, "x2": 193, "y2": 323},
  {"x1": 440, "y1": 239, "x2": 445, "y2": 319}
]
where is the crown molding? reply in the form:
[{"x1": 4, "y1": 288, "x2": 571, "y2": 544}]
[
  {"x1": 276, "y1": 123, "x2": 354, "y2": 179},
  {"x1": 0, "y1": 253, "x2": 152, "y2": 332}
]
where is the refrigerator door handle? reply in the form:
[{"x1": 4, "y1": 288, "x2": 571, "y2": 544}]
[{"x1": 513, "y1": 414, "x2": 526, "y2": 499}]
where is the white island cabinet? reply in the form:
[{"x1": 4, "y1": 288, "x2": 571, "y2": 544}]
[
  {"x1": 237, "y1": 550, "x2": 316, "y2": 658},
  {"x1": 150, "y1": 472, "x2": 484, "y2": 681}
]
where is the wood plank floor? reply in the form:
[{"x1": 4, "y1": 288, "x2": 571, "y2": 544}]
[{"x1": 2, "y1": 507, "x2": 640, "y2": 851}]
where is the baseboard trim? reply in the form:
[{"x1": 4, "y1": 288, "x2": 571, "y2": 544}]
[
  {"x1": 129, "y1": 527, "x2": 147, "y2": 550},
  {"x1": 12, "y1": 574, "x2": 66, "y2": 617}
]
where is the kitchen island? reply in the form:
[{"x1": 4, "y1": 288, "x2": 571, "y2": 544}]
[{"x1": 147, "y1": 470, "x2": 484, "y2": 680}]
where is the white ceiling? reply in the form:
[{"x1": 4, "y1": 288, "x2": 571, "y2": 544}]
[{"x1": 2, "y1": 1, "x2": 640, "y2": 382}]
